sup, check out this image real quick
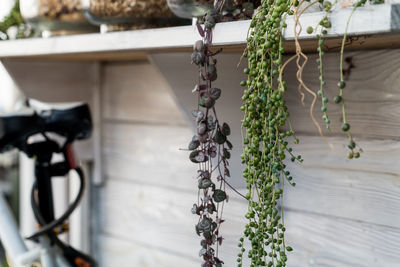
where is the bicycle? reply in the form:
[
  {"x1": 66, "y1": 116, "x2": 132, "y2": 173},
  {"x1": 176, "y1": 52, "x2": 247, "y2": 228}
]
[{"x1": 0, "y1": 99, "x2": 97, "y2": 267}]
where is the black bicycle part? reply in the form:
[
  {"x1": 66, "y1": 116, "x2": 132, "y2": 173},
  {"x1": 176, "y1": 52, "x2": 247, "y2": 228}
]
[
  {"x1": 0, "y1": 102, "x2": 92, "y2": 154},
  {"x1": 0, "y1": 100, "x2": 96, "y2": 266},
  {"x1": 30, "y1": 166, "x2": 97, "y2": 267}
]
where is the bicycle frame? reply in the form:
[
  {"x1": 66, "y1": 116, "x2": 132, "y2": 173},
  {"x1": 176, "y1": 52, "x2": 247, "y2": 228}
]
[{"x1": 0, "y1": 193, "x2": 70, "y2": 267}]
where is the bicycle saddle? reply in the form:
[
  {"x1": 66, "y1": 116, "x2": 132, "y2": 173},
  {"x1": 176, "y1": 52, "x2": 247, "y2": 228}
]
[{"x1": 0, "y1": 99, "x2": 92, "y2": 153}]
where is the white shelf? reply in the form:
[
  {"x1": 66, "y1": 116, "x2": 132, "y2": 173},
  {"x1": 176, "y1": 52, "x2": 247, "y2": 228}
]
[{"x1": 0, "y1": 3, "x2": 399, "y2": 60}]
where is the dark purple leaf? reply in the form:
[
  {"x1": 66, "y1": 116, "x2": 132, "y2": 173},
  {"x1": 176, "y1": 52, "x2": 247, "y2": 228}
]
[
  {"x1": 222, "y1": 122, "x2": 231, "y2": 136},
  {"x1": 192, "y1": 51, "x2": 205, "y2": 65},
  {"x1": 210, "y1": 88, "x2": 221, "y2": 100},
  {"x1": 188, "y1": 140, "x2": 200, "y2": 150},
  {"x1": 191, "y1": 204, "x2": 198, "y2": 214},
  {"x1": 207, "y1": 64, "x2": 217, "y2": 81},
  {"x1": 226, "y1": 139, "x2": 233, "y2": 149},
  {"x1": 198, "y1": 178, "x2": 213, "y2": 189},
  {"x1": 213, "y1": 189, "x2": 226, "y2": 203},
  {"x1": 199, "y1": 95, "x2": 215, "y2": 108},
  {"x1": 225, "y1": 168, "x2": 230, "y2": 177},
  {"x1": 199, "y1": 170, "x2": 210, "y2": 179},
  {"x1": 199, "y1": 248, "x2": 207, "y2": 257},
  {"x1": 223, "y1": 148, "x2": 231, "y2": 159},
  {"x1": 197, "y1": 122, "x2": 207, "y2": 135},
  {"x1": 215, "y1": 129, "x2": 226, "y2": 144}
]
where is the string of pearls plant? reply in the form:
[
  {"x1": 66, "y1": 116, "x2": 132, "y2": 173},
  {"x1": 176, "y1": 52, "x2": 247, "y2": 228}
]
[
  {"x1": 237, "y1": 0, "x2": 372, "y2": 266},
  {"x1": 238, "y1": 1, "x2": 298, "y2": 266}
]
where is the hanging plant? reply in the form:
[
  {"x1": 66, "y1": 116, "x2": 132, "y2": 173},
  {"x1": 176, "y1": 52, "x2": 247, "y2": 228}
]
[
  {"x1": 304, "y1": 0, "x2": 368, "y2": 159},
  {"x1": 0, "y1": 0, "x2": 33, "y2": 40},
  {"x1": 237, "y1": 0, "x2": 372, "y2": 266},
  {"x1": 187, "y1": 2, "x2": 239, "y2": 266}
]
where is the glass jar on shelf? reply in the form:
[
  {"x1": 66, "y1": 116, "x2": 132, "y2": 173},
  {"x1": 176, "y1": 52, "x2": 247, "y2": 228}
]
[
  {"x1": 20, "y1": 0, "x2": 98, "y2": 36},
  {"x1": 167, "y1": 0, "x2": 214, "y2": 19},
  {"x1": 166, "y1": 0, "x2": 261, "y2": 21},
  {"x1": 80, "y1": 0, "x2": 189, "y2": 33}
]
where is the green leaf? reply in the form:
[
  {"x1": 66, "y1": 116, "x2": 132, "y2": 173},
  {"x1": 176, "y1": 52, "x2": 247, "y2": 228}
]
[
  {"x1": 213, "y1": 189, "x2": 226, "y2": 203},
  {"x1": 222, "y1": 122, "x2": 231, "y2": 136},
  {"x1": 215, "y1": 129, "x2": 226, "y2": 144}
]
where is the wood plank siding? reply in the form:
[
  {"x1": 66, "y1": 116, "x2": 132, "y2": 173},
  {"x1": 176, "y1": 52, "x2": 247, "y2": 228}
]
[{"x1": 96, "y1": 49, "x2": 400, "y2": 266}]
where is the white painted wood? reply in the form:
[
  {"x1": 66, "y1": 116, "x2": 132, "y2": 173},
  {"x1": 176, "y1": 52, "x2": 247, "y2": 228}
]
[
  {"x1": 284, "y1": 3, "x2": 392, "y2": 39},
  {"x1": 152, "y1": 49, "x2": 400, "y2": 141},
  {"x1": 102, "y1": 122, "x2": 196, "y2": 191},
  {"x1": 91, "y1": 62, "x2": 104, "y2": 185},
  {"x1": 18, "y1": 153, "x2": 37, "y2": 249},
  {"x1": 51, "y1": 153, "x2": 69, "y2": 243},
  {"x1": 284, "y1": 210, "x2": 400, "y2": 267},
  {"x1": 0, "y1": 4, "x2": 398, "y2": 59},
  {"x1": 150, "y1": 53, "x2": 248, "y2": 188},
  {"x1": 287, "y1": 135, "x2": 400, "y2": 174},
  {"x1": 97, "y1": 234, "x2": 199, "y2": 267},
  {"x1": 283, "y1": 49, "x2": 400, "y2": 139},
  {"x1": 102, "y1": 62, "x2": 185, "y2": 125},
  {"x1": 99, "y1": 179, "x2": 247, "y2": 266},
  {"x1": 69, "y1": 163, "x2": 91, "y2": 253},
  {"x1": 102, "y1": 122, "x2": 400, "y2": 228},
  {"x1": 99, "y1": 179, "x2": 400, "y2": 267},
  {"x1": 284, "y1": 163, "x2": 400, "y2": 228}
]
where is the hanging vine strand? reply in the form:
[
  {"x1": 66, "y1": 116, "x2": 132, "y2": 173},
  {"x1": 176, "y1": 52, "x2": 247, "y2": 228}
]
[
  {"x1": 188, "y1": 3, "x2": 233, "y2": 266},
  {"x1": 238, "y1": 0, "x2": 302, "y2": 266}
]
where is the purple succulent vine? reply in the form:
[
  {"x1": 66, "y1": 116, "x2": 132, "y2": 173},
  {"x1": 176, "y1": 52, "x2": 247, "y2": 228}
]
[{"x1": 188, "y1": 3, "x2": 231, "y2": 267}]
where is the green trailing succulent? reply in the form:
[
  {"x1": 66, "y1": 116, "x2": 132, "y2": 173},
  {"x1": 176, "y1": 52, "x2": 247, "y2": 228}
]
[
  {"x1": 238, "y1": 1, "x2": 300, "y2": 266},
  {"x1": 306, "y1": 0, "x2": 372, "y2": 159},
  {"x1": 237, "y1": 0, "x2": 374, "y2": 266}
]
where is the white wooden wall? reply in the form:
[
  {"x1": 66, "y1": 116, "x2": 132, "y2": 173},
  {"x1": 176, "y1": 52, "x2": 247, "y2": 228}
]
[
  {"x1": 2, "y1": 48, "x2": 400, "y2": 267},
  {"x1": 96, "y1": 50, "x2": 400, "y2": 267}
]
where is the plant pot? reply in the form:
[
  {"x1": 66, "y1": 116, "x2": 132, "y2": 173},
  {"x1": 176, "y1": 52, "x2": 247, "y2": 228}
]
[
  {"x1": 166, "y1": 0, "x2": 214, "y2": 19},
  {"x1": 80, "y1": 0, "x2": 189, "y2": 32},
  {"x1": 20, "y1": 0, "x2": 98, "y2": 36},
  {"x1": 167, "y1": 0, "x2": 260, "y2": 21}
]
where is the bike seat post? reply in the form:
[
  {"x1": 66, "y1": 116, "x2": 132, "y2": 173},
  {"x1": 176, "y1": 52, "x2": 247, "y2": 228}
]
[{"x1": 30, "y1": 140, "x2": 60, "y2": 225}]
